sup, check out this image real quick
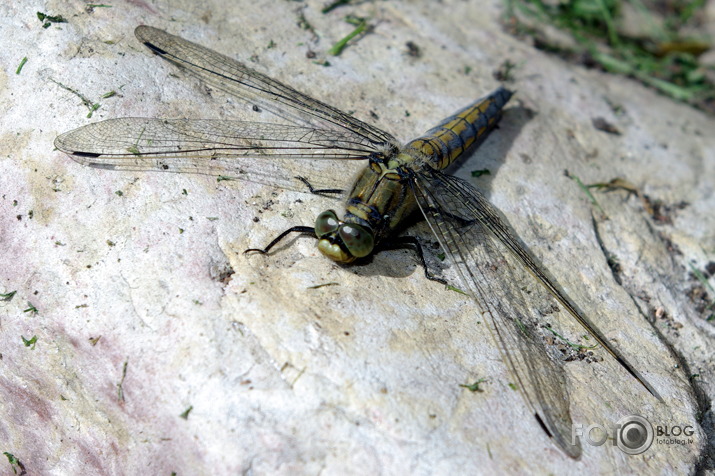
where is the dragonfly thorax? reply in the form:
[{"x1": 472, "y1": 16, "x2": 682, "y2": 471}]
[
  {"x1": 314, "y1": 210, "x2": 375, "y2": 263},
  {"x1": 385, "y1": 151, "x2": 421, "y2": 171}
]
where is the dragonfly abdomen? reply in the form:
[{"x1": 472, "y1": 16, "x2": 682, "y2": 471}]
[{"x1": 403, "y1": 87, "x2": 513, "y2": 170}]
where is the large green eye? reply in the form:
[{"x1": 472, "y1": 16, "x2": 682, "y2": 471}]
[
  {"x1": 338, "y1": 223, "x2": 374, "y2": 258},
  {"x1": 315, "y1": 210, "x2": 340, "y2": 238}
]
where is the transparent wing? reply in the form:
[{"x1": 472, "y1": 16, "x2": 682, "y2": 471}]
[
  {"x1": 54, "y1": 118, "x2": 376, "y2": 191},
  {"x1": 133, "y1": 25, "x2": 398, "y2": 150},
  {"x1": 411, "y1": 167, "x2": 660, "y2": 458},
  {"x1": 54, "y1": 117, "x2": 381, "y2": 164}
]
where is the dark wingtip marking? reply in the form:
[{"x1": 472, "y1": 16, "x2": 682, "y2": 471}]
[
  {"x1": 534, "y1": 413, "x2": 582, "y2": 459},
  {"x1": 534, "y1": 413, "x2": 553, "y2": 438},
  {"x1": 72, "y1": 151, "x2": 102, "y2": 158},
  {"x1": 614, "y1": 354, "x2": 663, "y2": 402},
  {"x1": 143, "y1": 41, "x2": 167, "y2": 56}
]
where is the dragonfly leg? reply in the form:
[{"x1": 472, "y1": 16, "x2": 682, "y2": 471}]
[
  {"x1": 244, "y1": 226, "x2": 315, "y2": 254},
  {"x1": 295, "y1": 176, "x2": 344, "y2": 196},
  {"x1": 381, "y1": 236, "x2": 447, "y2": 285}
]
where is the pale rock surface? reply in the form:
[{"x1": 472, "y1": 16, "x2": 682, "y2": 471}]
[{"x1": 0, "y1": 0, "x2": 712, "y2": 474}]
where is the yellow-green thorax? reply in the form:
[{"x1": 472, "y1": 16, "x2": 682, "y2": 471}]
[
  {"x1": 315, "y1": 87, "x2": 512, "y2": 263},
  {"x1": 315, "y1": 155, "x2": 418, "y2": 263}
]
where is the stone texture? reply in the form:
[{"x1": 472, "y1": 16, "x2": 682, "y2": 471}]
[{"x1": 0, "y1": 0, "x2": 712, "y2": 473}]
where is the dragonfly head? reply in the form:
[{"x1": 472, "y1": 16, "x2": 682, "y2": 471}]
[{"x1": 314, "y1": 210, "x2": 374, "y2": 263}]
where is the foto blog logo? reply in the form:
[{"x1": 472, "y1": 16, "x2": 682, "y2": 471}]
[{"x1": 572, "y1": 415, "x2": 654, "y2": 455}]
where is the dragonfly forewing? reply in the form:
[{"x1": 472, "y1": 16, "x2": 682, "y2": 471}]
[
  {"x1": 54, "y1": 117, "x2": 383, "y2": 193},
  {"x1": 134, "y1": 25, "x2": 398, "y2": 149}
]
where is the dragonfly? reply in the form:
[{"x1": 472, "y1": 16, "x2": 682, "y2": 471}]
[{"x1": 54, "y1": 25, "x2": 660, "y2": 458}]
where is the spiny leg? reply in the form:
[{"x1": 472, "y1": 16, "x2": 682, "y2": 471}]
[
  {"x1": 246, "y1": 177, "x2": 342, "y2": 255},
  {"x1": 295, "y1": 176, "x2": 344, "y2": 196},
  {"x1": 244, "y1": 226, "x2": 316, "y2": 254}
]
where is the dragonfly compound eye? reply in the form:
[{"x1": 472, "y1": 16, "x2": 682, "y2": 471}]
[
  {"x1": 338, "y1": 223, "x2": 374, "y2": 258},
  {"x1": 314, "y1": 210, "x2": 340, "y2": 238}
]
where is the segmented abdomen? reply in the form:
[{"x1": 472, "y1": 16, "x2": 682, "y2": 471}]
[{"x1": 403, "y1": 87, "x2": 513, "y2": 170}]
